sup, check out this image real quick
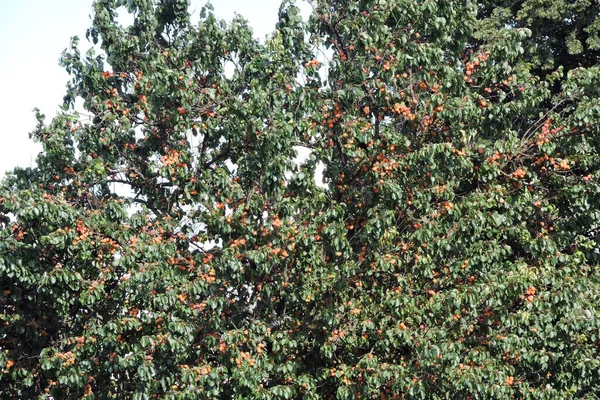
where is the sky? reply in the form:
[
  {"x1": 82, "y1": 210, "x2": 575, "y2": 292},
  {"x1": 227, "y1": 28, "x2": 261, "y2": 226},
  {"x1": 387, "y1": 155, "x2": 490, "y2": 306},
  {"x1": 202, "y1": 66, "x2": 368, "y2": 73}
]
[{"x1": 0, "y1": 0, "x2": 311, "y2": 176}]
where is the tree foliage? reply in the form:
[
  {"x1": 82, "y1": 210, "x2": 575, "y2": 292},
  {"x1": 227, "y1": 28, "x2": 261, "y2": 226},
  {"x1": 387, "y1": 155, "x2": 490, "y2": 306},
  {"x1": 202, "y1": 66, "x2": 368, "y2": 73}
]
[
  {"x1": 476, "y1": 0, "x2": 600, "y2": 75},
  {"x1": 1, "y1": 0, "x2": 600, "y2": 398}
]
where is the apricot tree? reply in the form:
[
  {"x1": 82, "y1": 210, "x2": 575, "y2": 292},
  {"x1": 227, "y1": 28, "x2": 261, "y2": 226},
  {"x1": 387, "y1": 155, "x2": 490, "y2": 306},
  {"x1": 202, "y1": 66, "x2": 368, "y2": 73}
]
[{"x1": 1, "y1": 0, "x2": 599, "y2": 398}]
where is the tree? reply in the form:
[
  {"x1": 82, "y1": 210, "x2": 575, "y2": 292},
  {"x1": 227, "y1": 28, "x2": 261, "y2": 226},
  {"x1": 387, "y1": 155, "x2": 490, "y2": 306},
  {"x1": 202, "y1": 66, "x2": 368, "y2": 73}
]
[{"x1": 1, "y1": 0, "x2": 599, "y2": 398}]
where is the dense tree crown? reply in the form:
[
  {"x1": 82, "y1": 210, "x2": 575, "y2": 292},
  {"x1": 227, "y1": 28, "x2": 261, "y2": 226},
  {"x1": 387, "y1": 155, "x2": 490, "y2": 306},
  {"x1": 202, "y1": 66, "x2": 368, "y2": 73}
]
[
  {"x1": 476, "y1": 0, "x2": 600, "y2": 75},
  {"x1": 1, "y1": 0, "x2": 600, "y2": 398}
]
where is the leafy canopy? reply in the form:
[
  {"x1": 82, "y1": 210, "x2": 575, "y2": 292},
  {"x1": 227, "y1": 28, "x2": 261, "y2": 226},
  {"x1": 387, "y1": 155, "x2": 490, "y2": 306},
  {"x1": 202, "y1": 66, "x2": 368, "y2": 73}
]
[
  {"x1": 476, "y1": 0, "x2": 600, "y2": 75},
  {"x1": 1, "y1": 0, "x2": 600, "y2": 398}
]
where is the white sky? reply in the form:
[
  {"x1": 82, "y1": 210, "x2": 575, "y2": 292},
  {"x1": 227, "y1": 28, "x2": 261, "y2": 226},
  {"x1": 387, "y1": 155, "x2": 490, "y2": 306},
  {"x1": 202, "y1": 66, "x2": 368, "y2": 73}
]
[{"x1": 0, "y1": 0, "x2": 311, "y2": 176}]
